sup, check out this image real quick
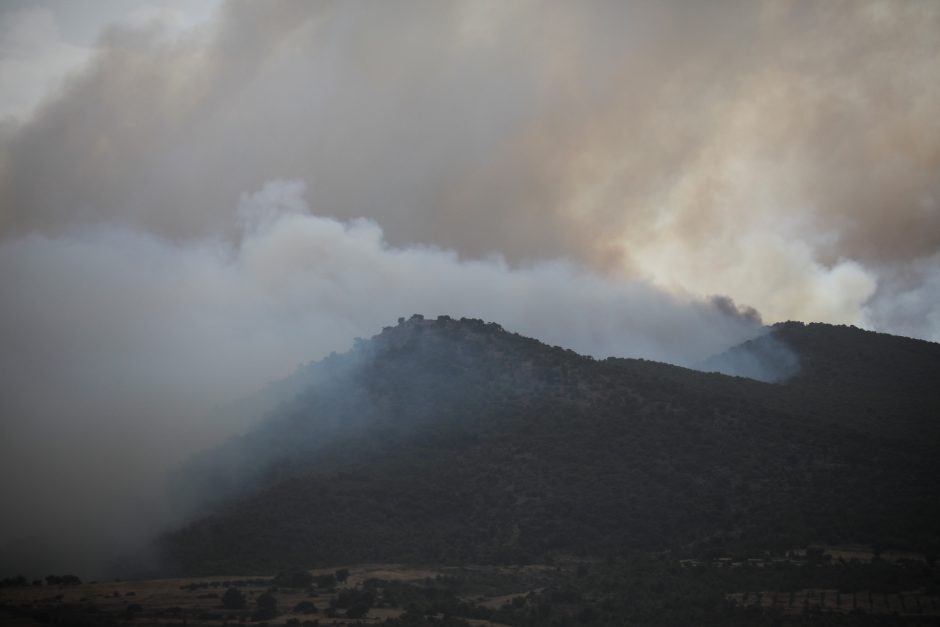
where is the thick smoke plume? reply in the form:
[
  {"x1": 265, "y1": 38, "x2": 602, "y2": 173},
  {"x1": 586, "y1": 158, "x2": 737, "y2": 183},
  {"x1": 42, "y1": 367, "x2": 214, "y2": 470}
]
[
  {"x1": 0, "y1": 180, "x2": 762, "y2": 577},
  {"x1": 1, "y1": 0, "x2": 938, "y2": 336}
]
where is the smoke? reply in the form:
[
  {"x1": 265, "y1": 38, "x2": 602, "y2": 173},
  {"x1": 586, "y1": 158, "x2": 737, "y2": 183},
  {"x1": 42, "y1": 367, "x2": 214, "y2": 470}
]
[
  {"x1": 864, "y1": 252, "x2": 940, "y2": 342},
  {"x1": 0, "y1": 6, "x2": 92, "y2": 120},
  {"x1": 698, "y1": 334, "x2": 800, "y2": 384},
  {"x1": 0, "y1": 179, "x2": 763, "y2": 578},
  {"x1": 1, "y1": 0, "x2": 939, "y2": 577},
  {"x1": 1, "y1": 0, "x2": 939, "y2": 336}
]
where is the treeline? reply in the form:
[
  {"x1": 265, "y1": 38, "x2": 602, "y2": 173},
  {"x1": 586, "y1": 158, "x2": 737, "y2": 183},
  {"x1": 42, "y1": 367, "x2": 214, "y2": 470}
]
[{"x1": 0, "y1": 574, "x2": 81, "y2": 587}]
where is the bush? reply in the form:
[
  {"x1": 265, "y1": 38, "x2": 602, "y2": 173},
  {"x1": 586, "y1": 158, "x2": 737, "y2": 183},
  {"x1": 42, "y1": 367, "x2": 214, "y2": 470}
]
[{"x1": 293, "y1": 601, "x2": 318, "y2": 614}]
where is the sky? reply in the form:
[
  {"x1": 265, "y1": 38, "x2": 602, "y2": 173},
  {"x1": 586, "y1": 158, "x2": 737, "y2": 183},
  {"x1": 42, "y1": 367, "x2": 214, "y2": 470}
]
[{"x1": 0, "y1": 0, "x2": 938, "y2": 576}]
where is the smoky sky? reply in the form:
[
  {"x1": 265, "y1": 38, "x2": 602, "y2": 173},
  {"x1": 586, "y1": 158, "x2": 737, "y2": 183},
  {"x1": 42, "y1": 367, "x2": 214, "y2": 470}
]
[
  {"x1": 0, "y1": 180, "x2": 763, "y2": 577},
  {"x1": 0, "y1": 0, "x2": 938, "y2": 577},
  {"x1": 2, "y1": 0, "x2": 939, "y2": 330}
]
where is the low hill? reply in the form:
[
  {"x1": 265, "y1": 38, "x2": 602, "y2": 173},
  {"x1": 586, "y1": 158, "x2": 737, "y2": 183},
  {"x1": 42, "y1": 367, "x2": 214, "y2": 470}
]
[{"x1": 160, "y1": 316, "x2": 940, "y2": 574}]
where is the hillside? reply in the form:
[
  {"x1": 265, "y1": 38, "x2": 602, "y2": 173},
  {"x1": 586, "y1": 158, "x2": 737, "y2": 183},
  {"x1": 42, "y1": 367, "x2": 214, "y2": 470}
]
[
  {"x1": 703, "y1": 321, "x2": 940, "y2": 445},
  {"x1": 160, "y1": 316, "x2": 940, "y2": 575}
]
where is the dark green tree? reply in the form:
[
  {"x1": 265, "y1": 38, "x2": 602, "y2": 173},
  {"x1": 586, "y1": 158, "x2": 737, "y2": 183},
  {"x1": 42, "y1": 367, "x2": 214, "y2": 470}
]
[
  {"x1": 221, "y1": 587, "x2": 245, "y2": 609},
  {"x1": 255, "y1": 590, "x2": 278, "y2": 620}
]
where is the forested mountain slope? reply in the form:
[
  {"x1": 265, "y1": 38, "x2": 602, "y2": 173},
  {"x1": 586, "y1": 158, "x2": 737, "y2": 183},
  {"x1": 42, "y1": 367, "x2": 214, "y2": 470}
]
[
  {"x1": 161, "y1": 316, "x2": 940, "y2": 574},
  {"x1": 704, "y1": 321, "x2": 940, "y2": 444}
]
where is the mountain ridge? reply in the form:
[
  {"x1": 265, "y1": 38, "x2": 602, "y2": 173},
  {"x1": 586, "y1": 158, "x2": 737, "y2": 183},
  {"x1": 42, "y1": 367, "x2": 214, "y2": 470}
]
[{"x1": 160, "y1": 316, "x2": 940, "y2": 575}]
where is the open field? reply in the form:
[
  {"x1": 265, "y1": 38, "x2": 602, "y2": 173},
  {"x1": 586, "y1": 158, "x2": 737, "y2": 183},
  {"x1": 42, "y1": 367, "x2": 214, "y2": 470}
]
[
  {"x1": 3, "y1": 555, "x2": 939, "y2": 626},
  {"x1": 0, "y1": 563, "x2": 541, "y2": 626}
]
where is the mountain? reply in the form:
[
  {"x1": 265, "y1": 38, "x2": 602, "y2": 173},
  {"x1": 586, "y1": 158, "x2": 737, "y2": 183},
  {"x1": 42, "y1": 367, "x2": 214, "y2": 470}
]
[
  {"x1": 703, "y1": 321, "x2": 940, "y2": 444},
  {"x1": 159, "y1": 316, "x2": 940, "y2": 574}
]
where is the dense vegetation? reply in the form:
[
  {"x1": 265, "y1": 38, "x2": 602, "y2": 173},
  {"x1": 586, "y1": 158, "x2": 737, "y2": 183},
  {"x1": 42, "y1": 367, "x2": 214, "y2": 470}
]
[
  {"x1": 704, "y1": 321, "x2": 940, "y2": 445},
  {"x1": 161, "y1": 316, "x2": 940, "y2": 576}
]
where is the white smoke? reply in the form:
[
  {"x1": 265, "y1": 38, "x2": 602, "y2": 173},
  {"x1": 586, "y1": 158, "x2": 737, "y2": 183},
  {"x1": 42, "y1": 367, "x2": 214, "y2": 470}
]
[
  {"x1": 0, "y1": 179, "x2": 764, "y2": 577},
  {"x1": 1, "y1": 1, "x2": 938, "y2": 338}
]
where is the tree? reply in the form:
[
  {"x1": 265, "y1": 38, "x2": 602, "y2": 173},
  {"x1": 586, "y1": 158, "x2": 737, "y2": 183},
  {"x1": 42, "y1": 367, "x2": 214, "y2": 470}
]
[
  {"x1": 255, "y1": 591, "x2": 278, "y2": 620},
  {"x1": 315, "y1": 574, "x2": 336, "y2": 591},
  {"x1": 346, "y1": 604, "x2": 369, "y2": 619},
  {"x1": 221, "y1": 587, "x2": 246, "y2": 609}
]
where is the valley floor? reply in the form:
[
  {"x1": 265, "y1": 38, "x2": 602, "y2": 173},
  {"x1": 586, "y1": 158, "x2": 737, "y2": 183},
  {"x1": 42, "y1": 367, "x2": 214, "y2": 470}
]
[{"x1": 2, "y1": 554, "x2": 939, "y2": 626}]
